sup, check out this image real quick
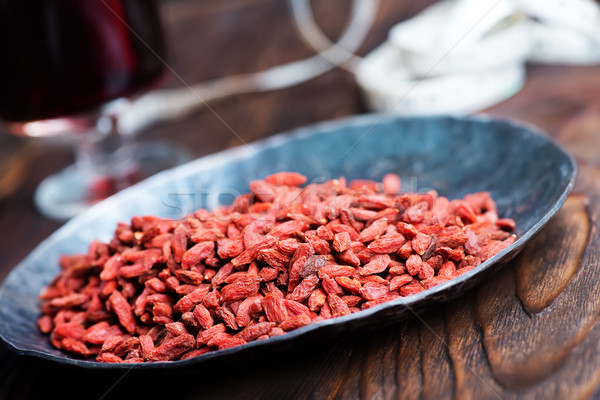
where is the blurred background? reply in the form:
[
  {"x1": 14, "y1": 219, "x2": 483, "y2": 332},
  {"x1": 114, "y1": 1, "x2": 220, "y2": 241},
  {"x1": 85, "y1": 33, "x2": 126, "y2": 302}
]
[{"x1": 1, "y1": 0, "x2": 599, "y2": 282}]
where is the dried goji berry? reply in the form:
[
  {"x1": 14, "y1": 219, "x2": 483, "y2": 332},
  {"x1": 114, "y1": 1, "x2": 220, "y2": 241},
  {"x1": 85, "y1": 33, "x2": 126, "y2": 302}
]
[{"x1": 39, "y1": 172, "x2": 515, "y2": 363}]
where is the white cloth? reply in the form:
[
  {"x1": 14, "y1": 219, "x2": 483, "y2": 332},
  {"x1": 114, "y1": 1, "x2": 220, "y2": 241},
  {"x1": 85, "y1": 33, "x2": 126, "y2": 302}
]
[{"x1": 356, "y1": 0, "x2": 600, "y2": 116}]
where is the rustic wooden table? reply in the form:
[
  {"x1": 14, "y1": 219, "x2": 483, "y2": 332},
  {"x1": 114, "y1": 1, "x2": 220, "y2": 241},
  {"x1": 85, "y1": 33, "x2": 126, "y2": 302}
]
[{"x1": 2, "y1": 1, "x2": 600, "y2": 399}]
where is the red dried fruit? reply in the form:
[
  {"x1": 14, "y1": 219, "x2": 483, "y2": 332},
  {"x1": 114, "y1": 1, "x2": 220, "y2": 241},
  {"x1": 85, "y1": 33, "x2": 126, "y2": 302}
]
[
  {"x1": 279, "y1": 315, "x2": 312, "y2": 331},
  {"x1": 283, "y1": 299, "x2": 315, "y2": 319},
  {"x1": 477, "y1": 235, "x2": 516, "y2": 259},
  {"x1": 418, "y1": 263, "x2": 435, "y2": 281},
  {"x1": 101, "y1": 336, "x2": 125, "y2": 353},
  {"x1": 397, "y1": 240, "x2": 413, "y2": 259},
  {"x1": 237, "y1": 322, "x2": 275, "y2": 341},
  {"x1": 319, "y1": 300, "x2": 333, "y2": 319},
  {"x1": 54, "y1": 322, "x2": 85, "y2": 341},
  {"x1": 211, "y1": 262, "x2": 234, "y2": 287},
  {"x1": 496, "y1": 218, "x2": 516, "y2": 231},
  {"x1": 321, "y1": 276, "x2": 344, "y2": 296},
  {"x1": 399, "y1": 282, "x2": 425, "y2": 297},
  {"x1": 181, "y1": 348, "x2": 211, "y2": 360},
  {"x1": 402, "y1": 201, "x2": 429, "y2": 223},
  {"x1": 349, "y1": 179, "x2": 378, "y2": 192},
  {"x1": 197, "y1": 324, "x2": 227, "y2": 346},
  {"x1": 235, "y1": 295, "x2": 264, "y2": 327},
  {"x1": 439, "y1": 260, "x2": 457, "y2": 278},
  {"x1": 216, "y1": 238, "x2": 244, "y2": 259},
  {"x1": 382, "y1": 173, "x2": 401, "y2": 195},
  {"x1": 61, "y1": 337, "x2": 90, "y2": 357},
  {"x1": 356, "y1": 194, "x2": 395, "y2": 210},
  {"x1": 389, "y1": 274, "x2": 413, "y2": 291},
  {"x1": 37, "y1": 315, "x2": 53, "y2": 334},
  {"x1": 357, "y1": 218, "x2": 388, "y2": 242},
  {"x1": 405, "y1": 254, "x2": 423, "y2": 276},
  {"x1": 232, "y1": 235, "x2": 277, "y2": 267},
  {"x1": 170, "y1": 225, "x2": 189, "y2": 262},
  {"x1": 262, "y1": 294, "x2": 289, "y2": 324},
  {"x1": 341, "y1": 295, "x2": 362, "y2": 307},
  {"x1": 332, "y1": 231, "x2": 352, "y2": 253},
  {"x1": 181, "y1": 241, "x2": 215, "y2": 270},
  {"x1": 269, "y1": 327, "x2": 286, "y2": 337},
  {"x1": 151, "y1": 334, "x2": 195, "y2": 361},
  {"x1": 139, "y1": 334, "x2": 155, "y2": 360},
  {"x1": 426, "y1": 254, "x2": 443, "y2": 270},
  {"x1": 329, "y1": 221, "x2": 359, "y2": 240},
  {"x1": 264, "y1": 281, "x2": 285, "y2": 298},
  {"x1": 165, "y1": 321, "x2": 188, "y2": 337},
  {"x1": 224, "y1": 271, "x2": 256, "y2": 284},
  {"x1": 215, "y1": 305, "x2": 239, "y2": 330},
  {"x1": 174, "y1": 269, "x2": 204, "y2": 285},
  {"x1": 193, "y1": 304, "x2": 214, "y2": 330},
  {"x1": 220, "y1": 275, "x2": 261, "y2": 303},
  {"x1": 109, "y1": 291, "x2": 136, "y2": 335},
  {"x1": 96, "y1": 353, "x2": 123, "y2": 363},
  {"x1": 300, "y1": 255, "x2": 327, "y2": 278},
  {"x1": 340, "y1": 209, "x2": 364, "y2": 234},
  {"x1": 453, "y1": 200, "x2": 478, "y2": 224},
  {"x1": 287, "y1": 243, "x2": 315, "y2": 291},
  {"x1": 395, "y1": 221, "x2": 418, "y2": 238},
  {"x1": 276, "y1": 238, "x2": 301, "y2": 256},
  {"x1": 327, "y1": 294, "x2": 351, "y2": 317},
  {"x1": 100, "y1": 255, "x2": 123, "y2": 281},
  {"x1": 335, "y1": 276, "x2": 362, "y2": 294},
  {"x1": 259, "y1": 248, "x2": 291, "y2": 270},
  {"x1": 368, "y1": 234, "x2": 406, "y2": 253},
  {"x1": 357, "y1": 274, "x2": 388, "y2": 285},
  {"x1": 388, "y1": 261, "x2": 407, "y2": 276},
  {"x1": 308, "y1": 288, "x2": 327, "y2": 312},
  {"x1": 249, "y1": 180, "x2": 276, "y2": 203},
  {"x1": 359, "y1": 254, "x2": 391, "y2": 276},
  {"x1": 181, "y1": 311, "x2": 199, "y2": 330},
  {"x1": 269, "y1": 220, "x2": 308, "y2": 239},
  {"x1": 82, "y1": 322, "x2": 123, "y2": 345},
  {"x1": 319, "y1": 264, "x2": 356, "y2": 279},
  {"x1": 437, "y1": 246, "x2": 465, "y2": 263},
  {"x1": 304, "y1": 231, "x2": 330, "y2": 255},
  {"x1": 359, "y1": 282, "x2": 395, "y2": 301},
  {"x1": 361, "y1": 294, "x2": 400, "y2": 309},
  {"x1": 45, "y1": 293, "x2": 88, "y2": 310},
  {"x1": 39, "y1": 172, "x2": 515, "y2": 363},
  {"x1": 265, "y1": 171, "x2": 307, "y2": 187},
  {"x1": 145, "y1": 277, "x2": 167, "y2": 293},
  {"x1": 316, "y1": 225, "x2": 334, "y2": 242},
  {"x1": 336, "y1": 248, "x2": 361, "y2": 267},
  {"x1": 287, "y1": 275, "x2": 320, "y2": 302},
  {"x1": 174, "y1": 285, "x2": 211, "y2": 314},
  {"x1": 412, "y1": 232, "x2": 432, "y2": 256},
  {"x1": 259, "y1": 267, "x2": 278, "y2": 282},
  {"x1": 113, "y1": 336, "x2": 140, "y2": 358},
  {"x1": 176, "y1": 284, "x2": 201, "y2": 296}
]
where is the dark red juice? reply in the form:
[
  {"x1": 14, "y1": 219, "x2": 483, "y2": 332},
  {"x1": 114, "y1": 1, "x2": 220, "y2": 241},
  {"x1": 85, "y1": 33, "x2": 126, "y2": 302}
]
[{"x1": 0, "y1": 0, "x2": 165, "y2": 123}]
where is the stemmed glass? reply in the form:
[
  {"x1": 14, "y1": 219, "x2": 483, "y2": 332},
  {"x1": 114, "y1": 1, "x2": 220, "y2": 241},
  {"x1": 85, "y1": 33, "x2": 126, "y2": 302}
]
[{"x1": 0, "y1": 0, "x2": 189, "y2": 220}]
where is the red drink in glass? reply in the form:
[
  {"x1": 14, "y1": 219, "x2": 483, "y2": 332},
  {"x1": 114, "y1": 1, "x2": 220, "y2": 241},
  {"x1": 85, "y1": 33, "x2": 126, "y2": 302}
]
[
  {"x1": 0, "y1": 0, "x2": 189, "y2": 220},
  {"x1": 0, "y1": 0, "x2": 165, "y2": 126}
]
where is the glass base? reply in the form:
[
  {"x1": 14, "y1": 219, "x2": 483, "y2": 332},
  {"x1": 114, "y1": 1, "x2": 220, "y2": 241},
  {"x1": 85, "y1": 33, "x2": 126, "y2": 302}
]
[{"x1": 34, "y1": 141, "x2": 191, "y2": 221}]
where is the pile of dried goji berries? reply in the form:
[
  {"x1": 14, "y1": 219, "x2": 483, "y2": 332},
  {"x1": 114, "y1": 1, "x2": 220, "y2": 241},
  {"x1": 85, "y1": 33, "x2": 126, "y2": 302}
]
[{"x1": 37, "y1": 172, "x2": 515, "y2": 363}]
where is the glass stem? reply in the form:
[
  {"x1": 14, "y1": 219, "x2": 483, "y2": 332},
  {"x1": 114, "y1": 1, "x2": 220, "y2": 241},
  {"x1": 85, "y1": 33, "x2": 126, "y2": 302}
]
[
  {"x1": 75, "y1": 133, "x2": 118, "y2": 174},
  {"x1": 73, "y1": 116, "x2": 134, "y2": 200}
]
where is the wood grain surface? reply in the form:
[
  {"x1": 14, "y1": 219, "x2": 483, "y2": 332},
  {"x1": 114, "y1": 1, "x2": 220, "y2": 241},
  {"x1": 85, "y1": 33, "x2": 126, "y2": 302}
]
[{"x1": 1, "y1": 1, "x2": 600, "y2": 399}]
